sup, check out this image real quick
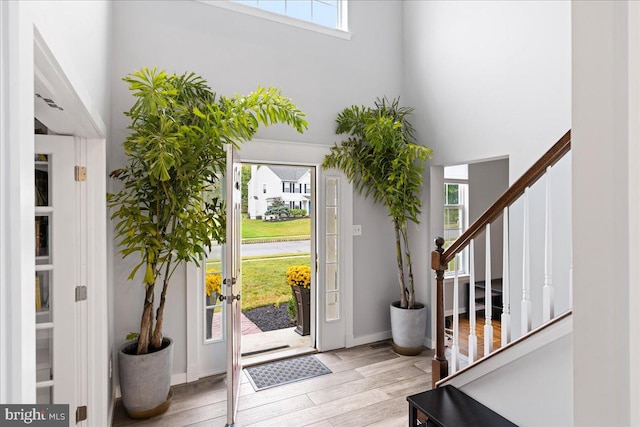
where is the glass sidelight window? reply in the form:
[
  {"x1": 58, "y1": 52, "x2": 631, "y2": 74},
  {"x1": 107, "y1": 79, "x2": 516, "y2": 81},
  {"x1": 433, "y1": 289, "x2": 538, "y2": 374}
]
[{"x1": 325, "y1": 177, "x2": 339, "y2": 321}]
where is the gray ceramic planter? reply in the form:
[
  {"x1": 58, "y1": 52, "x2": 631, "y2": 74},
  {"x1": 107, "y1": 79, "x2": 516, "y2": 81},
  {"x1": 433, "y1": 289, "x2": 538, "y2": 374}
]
[
  {"x1": 390, "y1": 301, "x2": 427, "y2": 355},
  {"x1": 118, "y1": 337, "x2": 174, "y2": 418}
]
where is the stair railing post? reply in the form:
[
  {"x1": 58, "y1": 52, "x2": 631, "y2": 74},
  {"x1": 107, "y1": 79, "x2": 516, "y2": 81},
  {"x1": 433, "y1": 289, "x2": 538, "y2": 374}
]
[
  {"x1": 521, "y1": 187, "x2": 532, "y2": 335},
  {"x1": 543, "y1": 166, "x2": 555, "y2": 322},
  {"x1": 501, "y1": 207, "x2": 511, "y2": 346},
  {"x1": 484, "y1": 224, "x2": 494, "y2": 356},
  {"x1": 451, "y1": 256, "x2": 459, "y2": 374},
  {"x1": 468, "y1": 239, "x2": 478, "y2": 363},
  {"x1": 432, "y1": 237, "x2": 448, "y2": 388}
]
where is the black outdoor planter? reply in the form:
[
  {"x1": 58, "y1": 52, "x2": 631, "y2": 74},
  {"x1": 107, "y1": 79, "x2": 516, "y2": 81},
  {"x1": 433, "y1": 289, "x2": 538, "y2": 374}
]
[{"x1": 292, "y1": 285, "x2": 310, "y2": 336}]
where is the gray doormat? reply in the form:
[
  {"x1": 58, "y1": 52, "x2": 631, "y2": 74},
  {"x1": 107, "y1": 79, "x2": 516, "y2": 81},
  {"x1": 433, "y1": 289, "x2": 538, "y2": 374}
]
[{"x1": 244, "y1": 355, "x2": 332, "y2": 391}]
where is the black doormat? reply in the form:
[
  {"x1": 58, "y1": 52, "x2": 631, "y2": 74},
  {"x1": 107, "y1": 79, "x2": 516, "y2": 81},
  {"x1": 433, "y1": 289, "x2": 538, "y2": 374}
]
[{"x1": 244, "y1": 355, "x2": 332, "y2": 391}]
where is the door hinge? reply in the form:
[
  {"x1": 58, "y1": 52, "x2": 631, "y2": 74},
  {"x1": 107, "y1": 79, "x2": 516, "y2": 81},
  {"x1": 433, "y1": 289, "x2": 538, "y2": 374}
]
[
  {"x1": 74, "y1": 166, "x2": 87, "y2": 182},
  {"x1": 76, "y1": 405, "x2": 87, "y2": 423},
  {"x1": 75, "y1": 286, "x2": 87, "y2": 302}
]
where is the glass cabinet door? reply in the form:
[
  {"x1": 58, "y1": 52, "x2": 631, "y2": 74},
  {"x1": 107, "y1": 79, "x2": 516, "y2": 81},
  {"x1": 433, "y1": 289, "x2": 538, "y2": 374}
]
[
  {"x1": 34, "y1": 135, "x2": 79, "y2": 407},
  {"x1": 35, "y1": 153, "x2": 54, "y2": 403}
]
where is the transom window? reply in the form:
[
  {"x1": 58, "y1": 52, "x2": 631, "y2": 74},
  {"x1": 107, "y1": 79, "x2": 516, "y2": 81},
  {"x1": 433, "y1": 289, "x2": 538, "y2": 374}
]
[{"x1": 231, "y1": 0, "x2": 345, "y2": 30}]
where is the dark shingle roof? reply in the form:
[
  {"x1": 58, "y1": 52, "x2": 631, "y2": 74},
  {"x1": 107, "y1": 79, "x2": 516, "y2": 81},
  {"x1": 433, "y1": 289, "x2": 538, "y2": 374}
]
[{"x1": 268, "y1": 166, "x2": 309, "y2": 181}]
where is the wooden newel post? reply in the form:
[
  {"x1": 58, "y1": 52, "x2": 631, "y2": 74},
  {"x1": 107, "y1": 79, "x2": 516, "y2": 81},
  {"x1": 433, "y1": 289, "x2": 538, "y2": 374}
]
[{"x1": 432, "y1": 237, "x2": 448, "y2": 388}]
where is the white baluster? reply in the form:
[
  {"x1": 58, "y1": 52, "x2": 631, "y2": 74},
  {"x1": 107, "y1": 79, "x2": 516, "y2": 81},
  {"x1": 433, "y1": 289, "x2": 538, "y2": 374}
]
[
  {"x1": 501, "y1": 207, "x2": 511, "y2": 346},
  {"x1": 521, "y1": 187, "x2": 532, "y2": 335},
  {"x1": 468, "y1": 240, "x2": 478, "y2": 363},
  {"x1": 484, "y1": 224, "x2": 494, "y2": 356},
  {"x1": 543, "y1": 166, "x2": 555, "y2": 322},
  {"x1": 450, "y1": 257, "x2": 460, "y2": 374}
]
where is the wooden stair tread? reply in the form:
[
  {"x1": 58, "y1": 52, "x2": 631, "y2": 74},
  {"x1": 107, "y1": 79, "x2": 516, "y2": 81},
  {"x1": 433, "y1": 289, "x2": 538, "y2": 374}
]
[{"x1": 407, "y1": 385, "x2": 518, "y2": 427}]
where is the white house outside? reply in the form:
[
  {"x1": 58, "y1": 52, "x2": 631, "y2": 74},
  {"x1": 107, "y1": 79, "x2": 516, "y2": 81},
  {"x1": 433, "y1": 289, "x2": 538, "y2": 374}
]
[{"x1": 247, "y1": 165, "x2": 311, "y2": 219}]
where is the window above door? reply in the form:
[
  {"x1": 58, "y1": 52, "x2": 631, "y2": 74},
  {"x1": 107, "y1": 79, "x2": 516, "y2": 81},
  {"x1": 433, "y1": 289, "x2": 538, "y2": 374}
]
[{"x1": 197, "y1": 0, "x2": 351, "y2": 39}]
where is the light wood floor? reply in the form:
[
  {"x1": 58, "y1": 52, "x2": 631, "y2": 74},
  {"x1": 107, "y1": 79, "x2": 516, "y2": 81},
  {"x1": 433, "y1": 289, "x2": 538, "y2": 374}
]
[{"x1": 112, "y1": 342, "x2": 433, "y2": 427}]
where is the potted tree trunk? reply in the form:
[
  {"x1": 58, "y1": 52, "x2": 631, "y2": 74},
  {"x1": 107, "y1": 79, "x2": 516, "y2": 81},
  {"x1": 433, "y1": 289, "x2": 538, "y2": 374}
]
[
  {"x1": 108, "y1": 67, "x2": 307, "y2": 418},
  {"x1": 322, "y1": 97, "x2": 432, "y2": 355}
]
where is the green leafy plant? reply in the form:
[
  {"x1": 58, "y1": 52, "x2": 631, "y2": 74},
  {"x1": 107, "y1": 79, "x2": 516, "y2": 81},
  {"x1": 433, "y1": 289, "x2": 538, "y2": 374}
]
[
  {"x1": 264, "y1": 197, "x2": 290, "y2": 219},
  {"x1": 108, "y1": 67, "x2": 307, "y2": 355},
  {"x1": 322, "y1": 97, "x2": 432, "y2": 309},
  {"x1": 287, "y1": 295, "x2": 297, "y2": 320}
]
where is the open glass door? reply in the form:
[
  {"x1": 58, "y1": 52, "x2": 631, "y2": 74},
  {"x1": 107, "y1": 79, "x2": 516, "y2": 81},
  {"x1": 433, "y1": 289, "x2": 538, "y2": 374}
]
[{"x1": 225, "y1": 144, "x2": 242, "y2": 426}]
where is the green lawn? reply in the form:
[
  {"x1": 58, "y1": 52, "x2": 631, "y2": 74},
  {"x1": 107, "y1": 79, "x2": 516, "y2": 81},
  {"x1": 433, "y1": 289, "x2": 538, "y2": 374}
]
[
  {"x1": 206, "y1": 253, "x2": 311, "y2": 311},
  {"x1": 242, "y1": 217, "x2": 310, "y2": 240}
]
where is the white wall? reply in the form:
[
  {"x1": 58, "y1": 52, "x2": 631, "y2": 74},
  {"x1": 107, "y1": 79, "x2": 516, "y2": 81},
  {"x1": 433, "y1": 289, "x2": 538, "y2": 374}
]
[
  {"x1": 469, "y1": 158, "x2": 508, "y2": 282},
  {"x1": 572, "y1": 1, "x2": 638, "y2": 424},
  {"x1": 402, "y1": 1, "x2": 571, "y2": 179},
  {"x1": 403, "y1": 0, "x2": 571, "y2": 345},
  {"x1": 26, "y1": 1, "x2": 112, "y2": 126},
  {"x1": 110, "y1": 0, "x2": 404, "y2": 377},
  {"x1": 460, "y1": 333, "x2": 573, "y2": 426}
]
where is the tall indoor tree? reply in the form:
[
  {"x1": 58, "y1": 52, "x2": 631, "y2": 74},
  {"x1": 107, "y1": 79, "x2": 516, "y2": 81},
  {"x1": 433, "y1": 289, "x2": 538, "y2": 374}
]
[
  {"x1": 109, "y1": 67, "x2": 307, "y2": 356},
  {"x1": 322, "y1": 97, "x2": 432, "y2": 309}
]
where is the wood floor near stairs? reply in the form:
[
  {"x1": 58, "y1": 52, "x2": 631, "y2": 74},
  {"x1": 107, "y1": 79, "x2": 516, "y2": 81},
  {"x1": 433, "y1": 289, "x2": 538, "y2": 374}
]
[
  {"x1": 112, "y1": 342, "x2": 434, "y2": 427},
  {"x1": 447, "y1": 314, "x2": 502, "y2": 358}
]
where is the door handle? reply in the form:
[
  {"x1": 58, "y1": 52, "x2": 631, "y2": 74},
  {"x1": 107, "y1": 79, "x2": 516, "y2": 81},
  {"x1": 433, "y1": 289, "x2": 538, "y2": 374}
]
[{"x1": 219, "y1": 293, "x2": 241, "y2": 303}]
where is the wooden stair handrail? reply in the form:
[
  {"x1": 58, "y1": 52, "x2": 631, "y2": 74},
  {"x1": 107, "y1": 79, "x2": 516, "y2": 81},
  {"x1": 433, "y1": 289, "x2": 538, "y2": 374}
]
[
  {"x1": 431, "y1": 129, "x2": 571, "y2": 388},
  {"x1": 441, "y1": 129, "x2": 571, "y2": 265}
]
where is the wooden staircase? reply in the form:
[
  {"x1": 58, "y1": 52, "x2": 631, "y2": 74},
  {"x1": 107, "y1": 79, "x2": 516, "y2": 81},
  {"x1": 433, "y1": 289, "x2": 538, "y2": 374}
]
[{"x1": 413, "y1": 130, "x2": 572, "y2": 425}]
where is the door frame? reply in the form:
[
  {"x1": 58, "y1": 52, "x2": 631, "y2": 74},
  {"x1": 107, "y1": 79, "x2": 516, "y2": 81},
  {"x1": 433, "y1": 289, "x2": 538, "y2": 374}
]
[
  {"x1": 240, "y1": 160, "x2": 318, "y2": 351},
  {"x1": 186, "y1": 139, "x2": 354, "y2": 380},
  {"x1": 234, "y1": 139, "x2": 354, "y2": 351},
  {"x1": 1, "y1": 13, "x2": 108, "y2": 420}
]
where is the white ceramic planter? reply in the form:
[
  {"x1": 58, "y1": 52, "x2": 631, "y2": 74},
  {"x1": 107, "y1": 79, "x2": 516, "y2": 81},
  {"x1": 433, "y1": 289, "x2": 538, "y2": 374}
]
[
  {"x1": 390, "y1": 301, "x2": 427, "y2": 355},
  {"x1": 118, "y1": 337, "x2": 174, "y2": 418}
]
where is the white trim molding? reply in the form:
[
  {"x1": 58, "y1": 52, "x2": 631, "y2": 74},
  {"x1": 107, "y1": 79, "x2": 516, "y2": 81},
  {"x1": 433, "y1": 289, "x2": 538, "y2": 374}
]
[{"x1": 196, "y1": 0, "x2": 352, "y2": 40}]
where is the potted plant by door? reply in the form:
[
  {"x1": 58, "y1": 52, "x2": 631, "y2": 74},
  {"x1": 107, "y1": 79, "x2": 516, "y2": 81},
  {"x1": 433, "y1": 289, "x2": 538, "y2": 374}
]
[
  {"x1": 108, "y1": 67, "x2": 306, "y2": 418},
  {"x1": 286, "y1": 265, "x2": 311, "y2": 335},
  {"x1": 322, "y1": 97, "x2": 432, "y2": 355}
]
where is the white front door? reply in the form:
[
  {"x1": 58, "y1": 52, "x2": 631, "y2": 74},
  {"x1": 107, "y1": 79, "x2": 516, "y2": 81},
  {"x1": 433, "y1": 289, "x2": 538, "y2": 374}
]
[
  {"x1": 225, "y1": 144, "x2": 243, "y2": 426},
  {"x1": 34, "y1": 135, "x2": 87, "y2": 423}
]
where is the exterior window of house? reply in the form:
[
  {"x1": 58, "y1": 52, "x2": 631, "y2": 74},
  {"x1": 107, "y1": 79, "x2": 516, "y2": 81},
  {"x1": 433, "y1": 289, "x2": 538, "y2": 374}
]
[
  {"x1": 444, "y1": 181, "x2": 469, "y2": 276},
  {"x1": 231, "y1": 0, "x2": 346, "y2": 30},
  {"x1": 263, "y1": 184, "x2": 267, "y2": 194},
  {"x1": 304, "y1": 184, "x2": 310, "y2": 194}
]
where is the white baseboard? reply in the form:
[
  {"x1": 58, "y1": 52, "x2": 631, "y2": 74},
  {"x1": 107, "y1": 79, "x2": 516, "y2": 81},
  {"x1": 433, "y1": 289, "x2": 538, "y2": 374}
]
[
  {"x1": 186, "y1": 363, "x2": 200, "y2": 383},
  {"x1": 352, "y1": 330, "x2": 392, "y2": 347},
  {"x1": 424, "y1": 337, "x2": 434, "y2": 349},
  {"x1": 346, "y1": 334, "x2": 355, "y2": 348},
  {"x1": 351, "y1": 331, "x2": 433, "y2": 349}
]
